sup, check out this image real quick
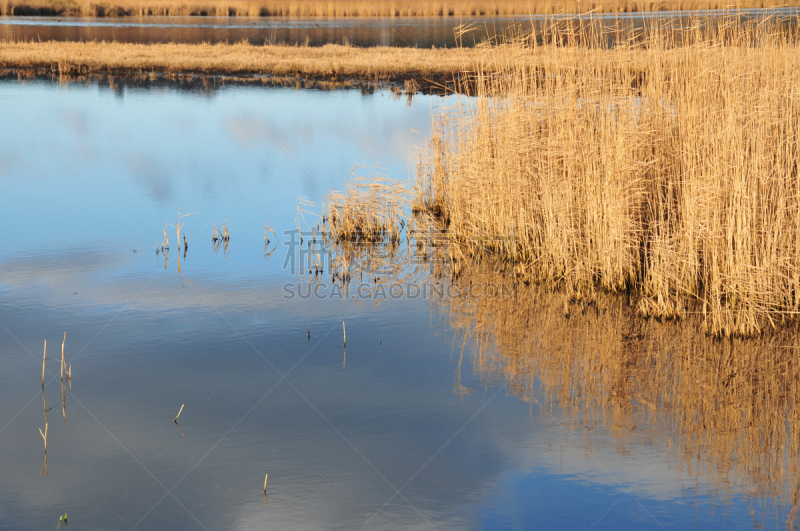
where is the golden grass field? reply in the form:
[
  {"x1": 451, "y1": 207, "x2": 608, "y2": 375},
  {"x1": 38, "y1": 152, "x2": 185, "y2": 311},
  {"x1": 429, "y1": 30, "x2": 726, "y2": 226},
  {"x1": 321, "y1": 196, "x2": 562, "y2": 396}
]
[
  {"x1": 0, "y1": 39, "x2": 476, "y2": 81},
  {"x1": 2, "y1": 0, "x2": 798, "y2": 17}
]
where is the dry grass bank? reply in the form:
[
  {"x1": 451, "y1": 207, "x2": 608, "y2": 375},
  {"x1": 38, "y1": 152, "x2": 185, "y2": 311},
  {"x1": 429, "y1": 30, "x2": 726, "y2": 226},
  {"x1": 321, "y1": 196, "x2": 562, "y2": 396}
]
[
  {"x1": 1, "y1": 0, "x2": 797, "y2": 17},
  {"x1": 411, "y1": 19, "x2": 800, "y2": 337},
  {"x1": 0, "y1": 39, "x2": 478, "y2": 84}
]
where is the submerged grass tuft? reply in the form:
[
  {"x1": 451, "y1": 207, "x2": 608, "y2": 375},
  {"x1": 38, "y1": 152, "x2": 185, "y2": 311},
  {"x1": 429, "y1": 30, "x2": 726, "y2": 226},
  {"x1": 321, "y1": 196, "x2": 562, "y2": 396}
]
[{"x1": 323, "y1": 172, "x2": 408, "y2": 244}]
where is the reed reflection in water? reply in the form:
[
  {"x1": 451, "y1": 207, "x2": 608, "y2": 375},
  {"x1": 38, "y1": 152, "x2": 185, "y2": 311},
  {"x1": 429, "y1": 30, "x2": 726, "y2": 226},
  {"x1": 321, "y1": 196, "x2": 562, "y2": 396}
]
[
  {"x1": 446, "y1": 271, "x2": 800, "y2": 527},
  {"x1": 312, "y1": 199, "x2": 800, "y2": 528}
]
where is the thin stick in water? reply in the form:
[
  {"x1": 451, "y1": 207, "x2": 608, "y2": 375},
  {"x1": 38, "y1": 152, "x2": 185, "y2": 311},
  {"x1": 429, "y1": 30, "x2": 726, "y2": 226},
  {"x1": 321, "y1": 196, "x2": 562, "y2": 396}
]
[
  {"x1": 61, "y1": 379, "x2": 67, "y2": 428},
  {"x1": 42, "y1": 340, "x2": 46, "y2": 388},
  {"x1": 61, "y1": 332, "x2": 66, "y2": 380},
  {"x1": 174, "y1": 404, "x2": 184, "y2": 422},
  {"x1": 263, "y1": 473, "x2": 268, "y2": 492}
]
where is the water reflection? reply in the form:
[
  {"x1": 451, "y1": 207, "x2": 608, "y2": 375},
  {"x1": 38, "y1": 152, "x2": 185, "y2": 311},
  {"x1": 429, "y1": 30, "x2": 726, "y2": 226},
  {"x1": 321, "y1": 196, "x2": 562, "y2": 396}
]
[
  {"x1": 0, "y1": 76, "x2": 794, "y2": 529},
  {"x1": 0, "y1": 9, "x2": 798, "y2": 47},
  {"x1": 0, "y1": 8, "x2": 800, "y2": 48},
  {"x1": 316, "y1": 206, "x2": 800, "y2": 528},
  {"x1": 450, "y1": 272, "x2": 800, "y2": 527},
  {"x1": 174, "y1": 404, "x2": 185, "y2": 435}
]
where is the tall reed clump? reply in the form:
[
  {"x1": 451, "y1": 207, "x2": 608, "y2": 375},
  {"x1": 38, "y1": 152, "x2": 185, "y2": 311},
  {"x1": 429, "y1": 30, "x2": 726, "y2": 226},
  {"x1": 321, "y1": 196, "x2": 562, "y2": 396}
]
[
  {"x1": 323, "y1": 173, "x2": 408, "y2": 243},
  {"x1": 414, "y1": 16, "x2": 800, "y2": 337}
]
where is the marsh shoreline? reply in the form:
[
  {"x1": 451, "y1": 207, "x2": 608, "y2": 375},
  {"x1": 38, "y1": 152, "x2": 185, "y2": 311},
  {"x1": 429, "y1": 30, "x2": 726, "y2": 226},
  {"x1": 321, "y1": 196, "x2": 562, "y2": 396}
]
[
  {"x1": 0, "y1": 40, "x2": 472, "y2": 91},
  {"x1": 0, "y1": 67, "x2": 459, "y2": 93}
]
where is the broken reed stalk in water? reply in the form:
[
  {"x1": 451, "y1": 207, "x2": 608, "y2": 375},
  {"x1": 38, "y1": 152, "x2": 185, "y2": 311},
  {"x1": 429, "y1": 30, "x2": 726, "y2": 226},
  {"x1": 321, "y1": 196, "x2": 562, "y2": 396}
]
[
  {"x1": 60, "y1": 332, "x2": 65, "y2": 380},
  {"x1": 39, "y1": 422, "x2": 47, "y2": 451},
  {"x1": 263, "y1": 473, "x2": 268, "y2": 492},
  {"x1": 39, "y1": 421, "x2": 48, "y2": 476},
  {"x1": 162, "y1": 224, "x2": 169, "y2": 252},
  {"x1": 41, "y1": 340, "x2": 46, "y2": 387},
  {"x1": 212, "y1": 220, "x2": 230, "y2": 243},
  {"x1": 264, "y1": 223, "x2": 275, "y2": 245},
  {"x1": 61, "y1": 376, "x2": 67, "y2": 427},
  {"x1": 175, "y1": 208, "x2": 195, "y2": 252},
  {"x1": 174, "y1": 404, "x2": 184, "y2": 422}
]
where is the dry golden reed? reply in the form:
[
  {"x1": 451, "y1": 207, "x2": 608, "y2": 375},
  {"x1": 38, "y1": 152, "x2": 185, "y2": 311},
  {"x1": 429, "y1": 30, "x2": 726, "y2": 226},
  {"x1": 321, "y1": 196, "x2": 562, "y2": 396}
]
[
  {"x1": 414, "y1": 16, "x2": 800, "y2": 337},
  {"x1": 0, "y1": 39, "x2": 476, "y2": 82},
  {"x1": 3, "y1": 0, "x2": 797, "y2": 17},
  {"x1": 323, "y1": 173, "x2": 408, "y2": 243}
]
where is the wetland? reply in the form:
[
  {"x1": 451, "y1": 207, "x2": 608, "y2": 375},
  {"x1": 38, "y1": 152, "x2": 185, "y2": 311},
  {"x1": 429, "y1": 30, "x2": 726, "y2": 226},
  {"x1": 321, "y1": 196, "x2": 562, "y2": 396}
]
[{"x1": 2, "y1": 11, "x2": 800, "y2": 531}]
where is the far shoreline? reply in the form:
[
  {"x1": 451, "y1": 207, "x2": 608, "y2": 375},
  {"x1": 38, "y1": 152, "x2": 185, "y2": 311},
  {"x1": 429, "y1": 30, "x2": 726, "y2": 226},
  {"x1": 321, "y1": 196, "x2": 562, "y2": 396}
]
[{"x1": 2, "y1": 0, "x2": 798, "y2": 18}]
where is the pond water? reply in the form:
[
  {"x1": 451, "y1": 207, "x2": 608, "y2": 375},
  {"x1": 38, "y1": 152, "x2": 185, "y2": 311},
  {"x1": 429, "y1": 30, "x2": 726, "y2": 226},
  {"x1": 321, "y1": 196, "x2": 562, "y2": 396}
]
[
  {"x1": 0, "y1": 79, "x2": 795, "y2": 529},
  {"x1": 0, "y1": 7, "x2": 798, "y2": 47}
]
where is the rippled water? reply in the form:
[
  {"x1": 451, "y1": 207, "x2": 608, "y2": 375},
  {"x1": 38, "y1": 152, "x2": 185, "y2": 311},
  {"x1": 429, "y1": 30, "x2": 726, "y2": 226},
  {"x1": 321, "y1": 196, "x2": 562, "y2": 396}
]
[
  {"x1": 1, "y1": 8, "x2": 798, "y2": 47},
  {"x1": 0, "y1": 79, "x2": 792, "y2": 529}
]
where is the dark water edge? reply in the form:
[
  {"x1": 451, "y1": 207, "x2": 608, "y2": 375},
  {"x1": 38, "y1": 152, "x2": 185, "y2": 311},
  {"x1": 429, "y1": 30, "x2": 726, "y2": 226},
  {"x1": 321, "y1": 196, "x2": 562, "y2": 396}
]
[{"x1": 0, "y1": 67, "x2": 459, "y2": 96}]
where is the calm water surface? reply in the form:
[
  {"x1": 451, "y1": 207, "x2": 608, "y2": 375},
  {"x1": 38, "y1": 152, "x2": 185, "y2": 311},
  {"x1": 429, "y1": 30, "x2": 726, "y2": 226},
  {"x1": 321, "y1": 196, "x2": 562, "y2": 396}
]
[
  {"x1": 1, "y1": 8, "x2": 798, "y2": 46},
  {"x1": 0, "y1": 80, "x2": 790, "y2": 529}
]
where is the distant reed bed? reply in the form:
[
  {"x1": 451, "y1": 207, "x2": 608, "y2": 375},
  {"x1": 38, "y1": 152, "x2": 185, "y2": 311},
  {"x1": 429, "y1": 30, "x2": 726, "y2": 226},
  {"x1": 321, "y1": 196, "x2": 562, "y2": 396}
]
[
  {"x1": 0, "y1": 39, "x2": 473, "y2": 83},
  {"x1": 411, "y1": 16, "x2": 800, "y2": 337},
  {"x1": 2, "y1": 0, "x2": 798, "y2": 17}
]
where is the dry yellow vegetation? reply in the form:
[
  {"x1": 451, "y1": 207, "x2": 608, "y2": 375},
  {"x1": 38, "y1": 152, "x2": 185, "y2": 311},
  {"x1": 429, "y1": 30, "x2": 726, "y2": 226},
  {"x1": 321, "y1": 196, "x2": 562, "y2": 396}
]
[
  {"x1": 302, "y1": 16, "x2": 800, "y2": 522},
  {"x1": 2, "y1": 0, "x2": 797, "y2": 17},
  {"x1": 412, "y1": 18, "x2": 800, "y2": 337},
  {"x1": 0, "y1": 39, "x2": 476, "y2": 81}
]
